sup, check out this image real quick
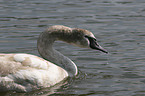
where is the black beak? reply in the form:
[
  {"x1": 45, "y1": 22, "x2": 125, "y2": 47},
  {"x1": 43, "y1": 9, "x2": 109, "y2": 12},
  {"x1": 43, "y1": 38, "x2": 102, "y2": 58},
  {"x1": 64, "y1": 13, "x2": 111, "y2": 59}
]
[{"x1": 85, "y1": 36, "x2": 108, "y2": 54}]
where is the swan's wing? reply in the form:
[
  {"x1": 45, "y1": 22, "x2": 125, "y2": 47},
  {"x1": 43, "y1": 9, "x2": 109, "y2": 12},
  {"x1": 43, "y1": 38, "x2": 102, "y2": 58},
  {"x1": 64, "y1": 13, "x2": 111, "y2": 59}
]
[{"x1": 0, "y1": 53, "x2": 68, "y2": 92}]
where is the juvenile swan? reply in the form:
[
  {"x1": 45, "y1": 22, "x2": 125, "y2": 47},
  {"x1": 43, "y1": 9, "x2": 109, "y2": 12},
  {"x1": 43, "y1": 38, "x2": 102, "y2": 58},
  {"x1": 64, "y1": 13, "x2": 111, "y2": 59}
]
[{"x1": 0, "y1": 25, "x2": 108, "y2": 92}]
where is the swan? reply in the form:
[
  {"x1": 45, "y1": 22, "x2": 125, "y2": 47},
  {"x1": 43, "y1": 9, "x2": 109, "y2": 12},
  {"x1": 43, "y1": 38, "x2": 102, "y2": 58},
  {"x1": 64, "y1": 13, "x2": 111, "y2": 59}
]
[{"x1": 0, "y1": 25, "x2": 108, "y2": 92}]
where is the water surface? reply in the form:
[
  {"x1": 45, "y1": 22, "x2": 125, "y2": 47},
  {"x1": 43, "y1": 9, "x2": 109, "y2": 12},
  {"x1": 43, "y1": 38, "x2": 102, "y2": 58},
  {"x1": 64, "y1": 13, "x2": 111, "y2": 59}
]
[{"x1": 1, "y1": 0, "x2": 145, "y2": 96}]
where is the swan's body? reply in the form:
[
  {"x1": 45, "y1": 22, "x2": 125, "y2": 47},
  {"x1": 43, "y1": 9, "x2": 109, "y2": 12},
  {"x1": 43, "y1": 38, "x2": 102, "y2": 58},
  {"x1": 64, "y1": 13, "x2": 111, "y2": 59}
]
[{"x1": 0, "y1": 25, "x2": 108, "y2": 92}]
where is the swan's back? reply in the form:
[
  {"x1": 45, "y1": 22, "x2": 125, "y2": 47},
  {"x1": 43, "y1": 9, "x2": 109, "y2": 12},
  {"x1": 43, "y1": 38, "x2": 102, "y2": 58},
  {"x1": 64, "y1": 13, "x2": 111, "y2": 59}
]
[{"x1": 0, "y1": 53, "x2": 68, "y2": 92}]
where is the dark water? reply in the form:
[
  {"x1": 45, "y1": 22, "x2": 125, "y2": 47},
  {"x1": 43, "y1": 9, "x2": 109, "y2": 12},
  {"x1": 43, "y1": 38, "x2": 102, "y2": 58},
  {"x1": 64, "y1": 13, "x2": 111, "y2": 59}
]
[{"x1": 1, "y1": 0, "x2": 145, "y2": 96}]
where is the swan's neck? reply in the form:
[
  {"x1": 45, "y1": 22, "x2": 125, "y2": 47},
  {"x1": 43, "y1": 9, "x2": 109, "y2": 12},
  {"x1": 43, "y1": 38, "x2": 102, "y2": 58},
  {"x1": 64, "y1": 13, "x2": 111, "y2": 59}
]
[{"x1": 37, "y1": 31, "x2": 78, "y2": 77}]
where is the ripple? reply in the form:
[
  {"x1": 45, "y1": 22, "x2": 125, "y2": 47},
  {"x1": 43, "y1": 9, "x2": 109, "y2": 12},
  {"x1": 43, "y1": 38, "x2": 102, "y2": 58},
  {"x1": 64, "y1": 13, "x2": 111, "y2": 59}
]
[{"x1": 1, "y1": 0, "x2": 145, "y2": 95}]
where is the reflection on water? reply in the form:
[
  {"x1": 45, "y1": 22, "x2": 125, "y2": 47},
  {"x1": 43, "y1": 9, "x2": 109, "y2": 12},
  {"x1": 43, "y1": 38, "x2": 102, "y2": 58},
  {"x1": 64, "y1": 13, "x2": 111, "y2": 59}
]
[{"x1": 1, "y1": 0, "x2": 145, "y2": 96}]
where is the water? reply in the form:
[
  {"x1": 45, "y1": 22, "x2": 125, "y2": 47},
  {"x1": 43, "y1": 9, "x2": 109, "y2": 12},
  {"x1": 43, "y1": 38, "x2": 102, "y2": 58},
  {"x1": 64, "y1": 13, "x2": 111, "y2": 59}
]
[{"x1": 0, "y1": 0, "x2": 145, "y2": 95}]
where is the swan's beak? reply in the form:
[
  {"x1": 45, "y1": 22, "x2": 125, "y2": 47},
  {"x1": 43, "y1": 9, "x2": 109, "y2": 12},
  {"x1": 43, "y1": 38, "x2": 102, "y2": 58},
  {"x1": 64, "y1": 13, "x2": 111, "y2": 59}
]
[
  {"x1": 90, "y1": 40, "x2": 108, "y2": 54},
  {"x1": 85, "y1": 35, "x2": 108, "y2": 54}
]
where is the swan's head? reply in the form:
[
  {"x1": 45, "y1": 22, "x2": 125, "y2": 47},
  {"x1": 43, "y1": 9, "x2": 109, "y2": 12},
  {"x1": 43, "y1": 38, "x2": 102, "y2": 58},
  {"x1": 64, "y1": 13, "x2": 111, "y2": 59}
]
[
  {"x1": 48, "y1": 25, "x2": 108, "y2": 54},
  {"x1": 71, "y1": 28, "x2": 108, "y2": 54}
]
